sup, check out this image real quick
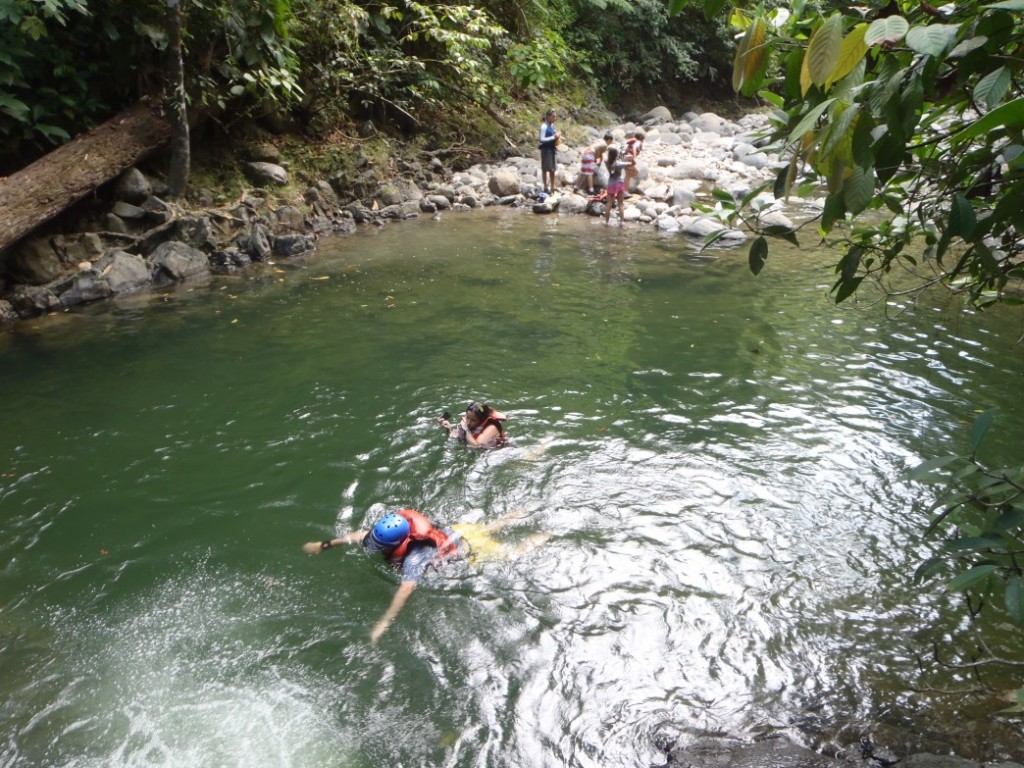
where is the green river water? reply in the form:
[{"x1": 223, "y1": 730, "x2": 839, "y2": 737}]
[{"x1": 1, "y1": 208, "x2": 1023, "y2": 767}]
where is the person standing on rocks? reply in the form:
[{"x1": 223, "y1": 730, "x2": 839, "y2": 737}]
[
  {"x1": 539, "y1": 109, "x2": 561, "y2": 194},
  {"x1": 623, "y1": 129, "x2": 644, "y2": 194},
  {"x1": 574, "y1": 131, "x2": 614, "y2": 195},
  {"x1": 603, "y1": 145, "x2": 628, "y2": 227}
]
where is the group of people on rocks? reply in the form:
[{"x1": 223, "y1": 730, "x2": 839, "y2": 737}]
[
  {"x1": 303, "y1": 400, "x2": 513, "y2": 642},
  {"x1": 538, "y1": 108, "x2": 646, "y2": 227}
]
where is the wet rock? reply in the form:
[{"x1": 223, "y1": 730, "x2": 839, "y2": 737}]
[
  {"x1": 99, "y1": 251, "x2": 152, "y2": 294},
  {"x1": 58, "y1": 271, "x2": 114, "y2": 307},
  {"x1": 272, "y1": 234, "x2": 314, "y2": 257},
  {"x1": 6, "y1": 285, "x2": 61, "y2": 317},
  {"x1": 0, "y1": 299, "x2": 17, "y2": 323},
  {"x1": 149, "y1": 241, "x2": 210, "y2": 284}
]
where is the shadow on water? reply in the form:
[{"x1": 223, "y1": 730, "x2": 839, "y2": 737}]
[{"x1": 2, "y1": 209, "x2": 1024, "y2": 766}]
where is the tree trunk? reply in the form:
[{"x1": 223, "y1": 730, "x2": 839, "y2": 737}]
[
  {"x1": 0, "y1": 103, "x2": 171, "y2": 255},
  {"x1": 165, "y1": 0, "x2": 190, "y2": 199}
]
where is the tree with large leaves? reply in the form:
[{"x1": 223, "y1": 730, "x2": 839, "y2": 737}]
[{"x1": 692, "y1": 0, "x2": 1024, "y2": 310}]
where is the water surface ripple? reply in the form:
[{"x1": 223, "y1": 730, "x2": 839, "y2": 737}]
[{"x1": 2, "y1": 210, "x2": 1023, "y2": 767}]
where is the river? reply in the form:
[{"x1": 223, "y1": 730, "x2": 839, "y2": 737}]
[{"x1": 2, "y1": 208, "x2": 1023, "y2": 767}]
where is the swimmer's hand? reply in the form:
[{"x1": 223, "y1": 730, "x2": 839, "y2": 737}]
[{"x1": 303, "y1": 540, "x2": 328, "y2": 554}]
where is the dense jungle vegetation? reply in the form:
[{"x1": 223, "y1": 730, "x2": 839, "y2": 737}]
[{"x1": 3, "y1": 0, "x2": 1024, "y2": 710}]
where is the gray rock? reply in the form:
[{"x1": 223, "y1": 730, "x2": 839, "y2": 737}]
[
  {"x1": 112, "y1": 201, "x2": 147, "y2": 220},
  {"x1": 273, "y1": 205, "x2": 306, "y2": 232},
  {"x1": 0, "y1": 299, "x2": 16, "y2": 323},
  {"x1": 102, "y1": 213, "x2": 129, "y2": 234},
  {"x1": 272, "y1": 234, "x2": 314, "y2": 257},
  {"x1": 691, "y1": 112, "x2": 737, "y2": 136},
  {"x1": 640, "y1": 106, "x2": 673, "y2": 124},
  {"x1": 5, "y1": 236, "x2": 65, "y2": 285},
  {"x1": 114, "y1": 167, "x2": 152, "y2": 204},
  {"x1": 59, "y1": 272, "x2": 114, "y2": 307},
  {"x1": 99, "y1": 251, "x2": 152, "y2": 294},
  {"x1": 244, "y1": 161, "x2": 288, "y2": 187},
  {"x1": 149, "y1": 241, "x2": 210, "y2": 283},
  {"x1": 376, "y1": 179, "x2": 423, "y2": 206},
  {"x1": 428, "y1": 194, "x2": 452, "y2": 210},
  {"x1": 6, "y1": 285, "x2": 61, "y2": 317},
  {"x1": 488, "y1": 170, "x2": 521, "y2": 196}
]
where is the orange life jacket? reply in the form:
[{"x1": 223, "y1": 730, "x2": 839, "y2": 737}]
[
  {"x1": 387, "y1": 509, "x2": 458, "y2": 561},
  {"x1": 470, "y1": 411, "x2": 508, "y2": 447}
]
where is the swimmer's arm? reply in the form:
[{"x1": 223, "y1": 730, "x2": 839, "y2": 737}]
[
  {"x1": 302, "y1": 529, "x2": 368, "y2": 554},
  {"x1": 463, "y1": 423, "x2": 499, "y2": 447},
  {"x1": 370, "y1": 580, "x2": 417, "y2": 644}
]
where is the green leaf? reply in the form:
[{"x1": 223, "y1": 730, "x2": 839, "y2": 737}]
[
  {"x1": 974, "y1": 66, "x2": 1012, "y2": 111},
  {"x1": 983, "y1": 0, "x2": 1024, "y2": 8},
  {"x1": 806, "y1": 13, "x2": 843, "y2": 88},
  {"x1": 749, "y1": 235, "x2": 768, "y2": 275},
  {"x1": 948, "y1": 193, "x2": 976, "y2": 239},
  {"x1": 1006, "y1": 577, "x2": 1024, "y2": 624},
  {"x1": 949, "y1": 35, "x2": 988, "y2": 58},
  {"x1": 953, "y1": 97, "x2": 1024, "y2": 143},
  {"x1": 701, "y1": 0, "x2": 726, "y2": 20},
  {"x1": 788, "y1": 98, "x2": 837, "y2": 143},
  {"x1": 826, "y1": 23, "x2": 869, "y2": 89},
  {"x1": 832, "y1": 274, "x2": 863, "y2": 303},
  {"x1": 762, "y1": 225, "x2": 799, "y2": 246},
  {"x1": 993, "y1": 507, "x2": 1024, "y2": 532},
  {"x1": 947, "y1": 564, "x2": 998, "y2": 592},
  {"x1": 821, "y1": 193, "x2": 846, "y2": 232},
  {"x1": 905, "y1": 24, "x2": 957, "y2": 57},
  {"x1": 971, "y1": 408, "x2": 996, "y2": 453},
  {"x1": 865, "y1": 16, "x2": 909, "y2": 47},
  {"x1": 843, "y1": 165, "x2": 874, "y2": 215}
]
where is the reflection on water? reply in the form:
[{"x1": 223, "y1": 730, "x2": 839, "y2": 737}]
[{"x1": 2, "y1": 209, "x2": 1024, "y2": 767}]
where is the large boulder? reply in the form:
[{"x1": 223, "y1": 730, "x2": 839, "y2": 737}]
[
  {"x1": 149, "y1": 241, "x2": 210, "y2": 283},
  {"x1": 640, "y1": 106, "x2": 673, "y2": 125},
  {"x1": 4, "y1": 236, "x2": 66, "y2": 284},
  {"x1": 244, "y1": 161, "x2": 288, "y2": 187},
  {"x1": 99, "y1": 251, "x2": 152, "y2": 294},
  {"x1": 488, "y1": 170, "x2": 521, "y2": 197}
]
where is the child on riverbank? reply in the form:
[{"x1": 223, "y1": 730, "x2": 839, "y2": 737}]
[
  {"x1": 574, "y1": 131, "x2": 614, "y2": 195},
  {"x1": 623, "y1": 130, "x2": 644, "y2": 194},
  {"x1": 603, "y1": 145, "x2": 628, "y2": 226}
]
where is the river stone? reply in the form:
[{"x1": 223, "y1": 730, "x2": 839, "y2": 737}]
[
  {"x1": 6, "y1": 285, "x2": 61, "y2": 317},
  {"x1": 666, "y1": 736, "x2": 851, "y2": 768},
  {"x1": 98, "y1": 251, "x2": 152, "y2": 294},
  {"x1": 245, "y1": 222, "x2": 272, "y2": 261},
  {"x1": 640, "y1": 105, "x2": 673, "y2": 125},
  {"x1": 488, "y1": 170, "x2": 520, "y2": 196},
  {"x1": 112, "y1": 201, "x2": 146, "y2": 220},
  {"x1": 114, "y1": 167, "x2": 152, "y2": 204},
  {"x1": 58, "y1": 272, "x2": 114, "y2": 307},
  {"x1": 6, "y1": 236, "x2": 65, "y2": 285},
  {"x1": 0, "y1": 299, "x2": 16, "y2": 323},
  {"x1": 691, "y1": 112, "x2": 737, "y2": 136},
  {"x1": 272, "y1": 234, "x2": 314, "y2": 257},
  {"x1": 428, "y1": 194, "x2": 451, "y2": 210},
  {"x1": 244, "y1": 161, "x2": 288, "y2": 187},
  {"x1": 149, "y1": 241, "x2": 210, "y2": 283},
  {"x1": 274, "y1": 205, "x2": 305, "y2": 232}
]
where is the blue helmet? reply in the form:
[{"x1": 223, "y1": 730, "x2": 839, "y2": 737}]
[{"x1": 364, "y1": 513, "x2": 410, "y2": 551}]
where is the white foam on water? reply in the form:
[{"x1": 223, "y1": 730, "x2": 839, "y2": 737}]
[{"x1": 28, "y1": 564, "x2": 362, "y2": 768}]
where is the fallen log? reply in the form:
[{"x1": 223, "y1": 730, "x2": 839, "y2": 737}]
[{"x1": 0, "y1": 102, "x2": 172, "y2": 254}]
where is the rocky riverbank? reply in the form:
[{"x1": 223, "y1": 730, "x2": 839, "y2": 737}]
[{"x1": 0, "y1": 104, "x2": 807, "y2": 327}]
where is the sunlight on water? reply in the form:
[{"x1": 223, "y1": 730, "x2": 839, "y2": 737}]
[{"x1": 3, "y1": 210, "x2": 1024, "y2": 767}]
